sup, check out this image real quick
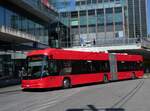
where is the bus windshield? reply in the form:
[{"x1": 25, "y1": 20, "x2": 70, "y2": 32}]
[{"x1": 24, "y1": 55, "x2": 48, "y2": 79}]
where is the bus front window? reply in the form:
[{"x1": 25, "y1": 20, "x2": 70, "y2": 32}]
[{"x1": 24, "y1": 55, "x2": 48, "y2": 79}]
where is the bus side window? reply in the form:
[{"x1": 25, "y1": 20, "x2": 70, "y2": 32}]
[
  {"x1": 59, "y1": 61, "x2": 72, "y2": 75},
  {"x1": 140, "y1": 62, "x2": 144, "y2": 70},
  {"x1": 71, "y1": 61, "x2": 81, "y2": 74},
  {"x1": 49, "y1": 60, "x2": 58, "y2": 75}
]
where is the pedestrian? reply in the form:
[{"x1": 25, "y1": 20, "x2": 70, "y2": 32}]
[
  {"x1": 80, "y1": 36, "x2": 84, "y2": 47},
  {"x1": 19, "y1": 70, "x2": 22, "y2": 80},
  {"x1": 93, "y1": 38, "x2": 96, "y2": 46},
  {"x1": 19, "y1": 67, "x2": 26, "y2": 80}
]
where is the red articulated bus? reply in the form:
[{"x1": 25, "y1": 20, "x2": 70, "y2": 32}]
[{"x1": 22, "y1": 48, "x2": 143, "y2": 89}]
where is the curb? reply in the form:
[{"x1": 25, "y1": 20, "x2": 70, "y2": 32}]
[{"x1": 143, "y1": 75, "x2": 150, "y2": 79}]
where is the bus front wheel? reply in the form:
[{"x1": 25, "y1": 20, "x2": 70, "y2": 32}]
[{"x1": 63, "y1": 78, "x2": 71, "y2": 89}]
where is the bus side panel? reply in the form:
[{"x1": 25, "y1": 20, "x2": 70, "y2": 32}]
[
  {"x1": 135, "y1": 71, "x2": 144, "y2": 78},
  {"x1": 47, "y1": 76, "x2": 64, "y2": 88},
  {"x1": 117, "y1": 72, "x2": 132, "y2": 80},
  {"x1": 70, "y1": 73, "x2": 104, "y2": 85},
  {"x1": 107, "y1": 72, "x2": 111, "y2": 81},
  {"x1": 22, "y1": 76, "x2": 64, "y2": 89},
  {"x1": 125, "y1": 71, "x2": 133, "y2": 79},
  {"x1": 116, "y1": 71, "x2": 144, "y2": 80}
]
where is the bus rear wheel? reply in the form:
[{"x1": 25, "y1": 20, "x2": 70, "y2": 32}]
[
  {"x1": 63, "y1": 78, "x2": 71, "y2": 89},
  {"x1": 132, "y1": 72, "x2": 136, "y2": 79},
  {"x1": 103, "y1": 75, "x2": 109, "y2": 83}
]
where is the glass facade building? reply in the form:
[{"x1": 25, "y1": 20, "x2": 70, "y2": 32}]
[
  {"x1": 128, "y1": 0, "x2": 147, "y2": 38},
  {"x1": 0, "y1": 0, "x2": 57, "y2": 79},
  {"x1": 0, "y1": 0, "x2": 51, "y2": 45},
  {"x1": 51, "y1": 0, "x2": 147, "y2": 46}
]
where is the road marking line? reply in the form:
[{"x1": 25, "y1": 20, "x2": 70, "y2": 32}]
[
  {"x1": 27, "y1": 88, "x2": 82, "y2": 111},
  {"x1": 31, "y1": 100, "x2": 58, "y2": 111}
]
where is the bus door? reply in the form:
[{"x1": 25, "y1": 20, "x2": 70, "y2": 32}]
[{"x1": 109, "y1": 54, "x2": 118, "y2": 81}]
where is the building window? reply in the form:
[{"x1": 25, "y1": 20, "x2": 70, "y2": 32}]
[
  {"x1": 115, "y1": 7, "x2": 122, "y2": 23},
  {"x1": 87, "y1": 0, "x2": 91, "y2": 4},
  {"x1": 76, "y1": 1, "x2": 80, "y2": 6},
  {"x1": 61, "y1": 12, "x2": 68, "y2": 17},
  {"x1": 92, "y1": 0, "x2": 97, "y2": 4},
  {"x1": 110, "y1": 0, "x2": 114, "y2": 2},
  {"x1": 88, "y1": 10, "x2": 96, "y2": 26},
  {"x1": 88, "y1": 25, "x2": 96, "y2": 33},
  {"x1": 115, "y1": 22, "x2": 123, "y2": 31},
  {"x1": 71, "y1": 19, "x2": 79, "y2": 26},
  {"x1": 80, "y1": 26, "x2": 87, "y2": 34},
  {"x1": 79, "y1": 11, "x2": 87, "y2": 26},
  {"x1": 71, "y1": 26, "x2": 79, "y2": 34},
  {"x1": 97, "y1": 9, "x2": 104, "y2": 25},
  {"x1": 88, "y1": 10, "x2": 95, "y2": 16},
  {"x1": 80, "y1": 16, "x2": 87, "y2": 26},
  {"x1": 97, "y1": 24, "x2": 104, "y2": 32},
  {"x1": 79, "y1": 11, "x2": 86, "y2": 16},
  {"x1": 71, "y1": 11, "x2": 78, "y2": 18},
  {"x1": 115, "y1": 0, "x2": 120, "y2": 4},
  {"x1": 98, "y1": 0, "x2": 103, "y2": 3},
  {"x1": 106, "y1": 8, "x2": 113, "y2": 24},
  {"x1": 115, "y1": 7, "x2": 122, "y2": 13},
  {"x1": 104, "y1": 0, "x2": 109, "y2": 3},
  {"x1": 81, "y1": 0, "x2": 86, "y2": 5},
  {"x1": 106, "y1": 24, "x2": 113, "y2": 32}
]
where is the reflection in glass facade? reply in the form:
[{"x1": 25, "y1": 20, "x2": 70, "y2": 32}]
[
  {"x1": 50, "y1": 0, "x2": 75, "y2": 12},
  {"x1": 0, "y1": 4, "x2": 48, "y2": 44},
  {"x1": 22, "y1": 0, "x2": 58, "y2": 18},
  {"x1": 51, "y1": 0, "x2": 147, "y2": 45}
]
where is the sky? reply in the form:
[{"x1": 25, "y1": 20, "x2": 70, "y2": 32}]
[{"x1": 148, "y1": 0, "x2": 150, "y2": 34}]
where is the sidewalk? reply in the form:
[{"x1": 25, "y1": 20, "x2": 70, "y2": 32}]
[
  {"x1": 0, "y1": 84, "x2": 21, "y2": 93},
  {"x1": 143, "y1": 73, "x2": 150, "y2": 79}
]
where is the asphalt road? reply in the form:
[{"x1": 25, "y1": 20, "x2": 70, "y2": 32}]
[{"x1": 0, "y1": 79, "x2": 150, "y2": 111}]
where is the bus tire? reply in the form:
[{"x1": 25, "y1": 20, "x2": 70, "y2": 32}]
[
  {"x1": 103, "y1": 75, "x2": 109, "y2": 83},
  {"x1": 63, "y1": 78, "x2": 71, "y2": 89},
  {"x1": 131, "y1": 72, "x2": 136, "y2": 79}
]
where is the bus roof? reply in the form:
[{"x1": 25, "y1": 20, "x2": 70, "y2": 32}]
[
  {"x1": 27, "y1": 48, "x2": 109, "y2": 60},
  {"x1": 27, "y1": 48, "x2": 143, "y2": 61},
  {"x1": 116, "y1": 53, "x2": 143, "y2": 61}
]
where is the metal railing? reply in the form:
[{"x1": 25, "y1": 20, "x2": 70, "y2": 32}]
[
  {"x1": 0, "y1": 25, "x2": 39, "y2": 42},
  {"x1": 141, "y1": 38, "x2": 150, "y2": 48},
  {"x1": 60, "y1": 37, "x2": 141, "y2": 48},
  {"x1": 95, "y1": 38, "x2": 140, "y2": 47}
]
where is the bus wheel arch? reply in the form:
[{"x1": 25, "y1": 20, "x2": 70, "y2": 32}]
[{"x1": 62, "y1": 77, "x2": 72, "y2": 88}]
